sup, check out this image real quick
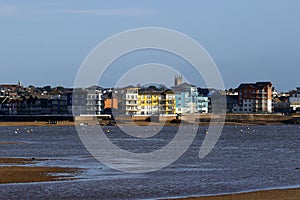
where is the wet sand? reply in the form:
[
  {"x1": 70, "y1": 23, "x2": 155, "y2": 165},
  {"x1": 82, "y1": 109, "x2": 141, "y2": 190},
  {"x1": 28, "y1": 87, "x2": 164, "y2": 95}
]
[
  {"x1": 0, "y1": 121, "x2": 74, "y2": 126},
  {"x1": 175, "y1": 188, "x2": 300, "y2": 200},
  {"x1": 0, "y1": 158, "x2": 81, "y2": 184}
]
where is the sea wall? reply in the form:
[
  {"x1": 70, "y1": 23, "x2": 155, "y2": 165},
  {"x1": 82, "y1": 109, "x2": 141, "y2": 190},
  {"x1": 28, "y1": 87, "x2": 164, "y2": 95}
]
[
  {"x1": 225, "y1": 114, "x2": 292, "y2": 124},
  {"x1": 1, "y1": 114, "x2": 300, "y2": 125}
]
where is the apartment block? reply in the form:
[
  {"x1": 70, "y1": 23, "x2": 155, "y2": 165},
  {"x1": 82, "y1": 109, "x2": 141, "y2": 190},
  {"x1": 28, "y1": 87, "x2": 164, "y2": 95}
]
[
  {"x1": 138, "y1": 90, "x2": 160, "y2": 115},
  {"x1": 172, "y1": 83, "x2": 209, "y2": 114},
  {"x1": 289, "y1": 87, "x2": 300, "y2": 113},
  {"x1": 123, "y1": 86, "x2": 139, "y2": 115},
  {"x1": 235, "y1": 82, "x2": 273, "y2": 113}
]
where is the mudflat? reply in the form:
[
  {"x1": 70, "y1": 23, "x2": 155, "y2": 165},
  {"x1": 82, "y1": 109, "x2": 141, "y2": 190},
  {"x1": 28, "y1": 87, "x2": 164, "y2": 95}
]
[{"x1": 0, "y1": 158, "x2": 81, "y2": 184}]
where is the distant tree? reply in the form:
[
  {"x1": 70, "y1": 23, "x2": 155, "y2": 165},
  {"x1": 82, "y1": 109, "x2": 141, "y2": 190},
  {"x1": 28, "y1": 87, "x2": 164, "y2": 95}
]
[
  {"x1": 55, "y1": 86, "x2": 65, "y2": 91},
  {"x1": 43, "y1": 85, "x2": 52, "y2": 92},
  {"x1": 148, "y1": 85, "x2": 158, "y2": 91}
]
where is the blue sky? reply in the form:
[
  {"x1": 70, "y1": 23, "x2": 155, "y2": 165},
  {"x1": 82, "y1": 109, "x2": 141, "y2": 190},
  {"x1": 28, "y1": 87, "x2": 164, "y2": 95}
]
[{"x1": 0, "y1": 0, "x2": 299, "y2": 92}]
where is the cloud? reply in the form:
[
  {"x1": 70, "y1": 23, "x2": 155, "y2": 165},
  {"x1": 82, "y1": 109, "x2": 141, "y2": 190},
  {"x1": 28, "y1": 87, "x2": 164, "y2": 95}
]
[
  {"x1": 0, "y1": 3, "x2": 158, "y2": 19},
  {"x1": 0, "y1": 5, "x2": 17, "y2": 16},
  {"x1": 55, "y1": 8, "x2": 158, "y2": 17}
]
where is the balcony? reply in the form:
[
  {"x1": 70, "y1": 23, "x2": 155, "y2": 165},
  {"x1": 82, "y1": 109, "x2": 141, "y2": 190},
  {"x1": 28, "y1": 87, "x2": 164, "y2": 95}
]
[
  {"x1": 127, "y1": 108, "x2": 138, "y2": 112},
  {"x1": 126, "y1": 102, "x2": 138, "y2": 105}
]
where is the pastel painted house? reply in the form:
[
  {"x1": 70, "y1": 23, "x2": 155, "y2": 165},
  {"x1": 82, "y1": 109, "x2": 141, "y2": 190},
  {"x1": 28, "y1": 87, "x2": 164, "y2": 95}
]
[{"x1": 172, "y1": 83, "x2": 209, "y2": 114}]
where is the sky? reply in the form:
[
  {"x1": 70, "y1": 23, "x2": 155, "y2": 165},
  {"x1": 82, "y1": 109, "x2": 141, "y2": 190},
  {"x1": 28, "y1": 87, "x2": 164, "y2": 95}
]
[{"x1": 0, "y1": 0, "x2": 300, "y2": 92}]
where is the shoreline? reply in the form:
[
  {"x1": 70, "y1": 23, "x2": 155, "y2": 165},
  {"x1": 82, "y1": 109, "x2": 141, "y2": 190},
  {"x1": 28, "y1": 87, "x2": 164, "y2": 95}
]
[
  {"x1": 172, "y1": 187, "x2": 300, "y2": 200},
  {"x1": 0, "y1": 120, "x2": 291, "y2": 127},
  {"x1": 1, "y1": 113, "x2": 299, "y2": 127},
  {"x1": 0, "y1": 121, "x2": 75, "y2": 127}
]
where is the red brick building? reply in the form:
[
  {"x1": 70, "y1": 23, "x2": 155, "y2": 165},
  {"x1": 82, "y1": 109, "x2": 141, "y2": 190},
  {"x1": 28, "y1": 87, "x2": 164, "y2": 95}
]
[{"x1": 235, "y1": 82, "x2": 273, "y2": 113}]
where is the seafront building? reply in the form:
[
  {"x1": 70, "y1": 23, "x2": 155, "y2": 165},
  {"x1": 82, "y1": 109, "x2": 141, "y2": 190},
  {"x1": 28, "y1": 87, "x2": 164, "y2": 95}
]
[
  {"x1": 48, "y1": 89, "x2": 71, "y2": 115},
  {"x1": 138, "y1": 90, "x2": 160, "y2": 115},
  {"x1": 234, "y1": 82, "x2": 273, "y2": 113},
  {"x1": 159, "y1": 89, "x2": 176, "y2": 115},
  {"x1": 3, "y1": 79, "x2": 300, "y2": 116},
  {"x1": 72, "y1": 88, "x2": 87, "y2": 116},
  {"x1": 123, "y1": 86, "x2": 139, "y2": 115},
  {"x1": 289, "y1": 87, "x2": 300, "y2": 113},
  {"x1": 274, "y1": 96, "x2": 290, "y2": 114},
  {"x1": 103, "y1": 88, "x2": 118, "y2": 114},
  {"x1": 171, "y1": 83, "x2": 209, "y2": 114},
  {"x1": 136, "y1": 85, "x2": 180, "y2": 115},
  {"x1": 85, "y1": 86, "x2": 103, "y2": 115}
]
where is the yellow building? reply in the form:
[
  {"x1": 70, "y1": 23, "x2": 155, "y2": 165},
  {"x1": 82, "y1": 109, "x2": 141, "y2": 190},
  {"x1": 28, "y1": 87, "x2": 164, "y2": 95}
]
[
  {"x1": 138, "y1": 89, "x2": 176, "y2": 115},
  {"x1": 138, "y1": 91, "x2": 160, "y2": 115}
]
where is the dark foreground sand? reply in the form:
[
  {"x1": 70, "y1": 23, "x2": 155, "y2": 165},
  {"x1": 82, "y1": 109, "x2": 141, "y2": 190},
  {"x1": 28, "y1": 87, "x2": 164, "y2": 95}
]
[
  {"x1": 0, "y1": 158, "x2": 81, "y2": 184},
  {"x1": 175, "y1": 188, "x2": 300, "y2": 200}
]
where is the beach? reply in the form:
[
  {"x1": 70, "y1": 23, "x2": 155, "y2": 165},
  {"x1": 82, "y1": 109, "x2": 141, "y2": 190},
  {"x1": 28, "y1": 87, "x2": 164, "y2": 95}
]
[
  {"x1": 1, "y1": 156, "x2": 299, "y2": 200},
  {"x1": 2, "y1": 157, "x2": 299, "y2": 199},
  {"x1": 0, "y1": 158, "x2": 81, "y2": 184}
]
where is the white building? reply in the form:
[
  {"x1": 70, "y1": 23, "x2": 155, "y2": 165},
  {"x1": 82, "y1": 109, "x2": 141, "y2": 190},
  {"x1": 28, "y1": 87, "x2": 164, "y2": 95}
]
[
  {"x1": 124, "y1": 86, "x2": 139, "y2": 115},
  {"x1": 86, "y1": 87, "x2": 103, "y2": 115},
  {"x1": 289, "y1": 87, "x2": 300, "y2": 112}
]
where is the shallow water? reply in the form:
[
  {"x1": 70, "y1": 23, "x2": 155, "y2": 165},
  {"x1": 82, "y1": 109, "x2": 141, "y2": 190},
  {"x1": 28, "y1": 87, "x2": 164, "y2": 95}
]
[{"x1": 0, "y1": 125, "x2": 300, "y2": 199}]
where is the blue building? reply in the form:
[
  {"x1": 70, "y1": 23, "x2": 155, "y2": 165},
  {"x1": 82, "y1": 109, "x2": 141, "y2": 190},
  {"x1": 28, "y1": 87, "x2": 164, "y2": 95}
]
[{"x1": 171, "y1": 83, "x2": 209, "y2": 114}]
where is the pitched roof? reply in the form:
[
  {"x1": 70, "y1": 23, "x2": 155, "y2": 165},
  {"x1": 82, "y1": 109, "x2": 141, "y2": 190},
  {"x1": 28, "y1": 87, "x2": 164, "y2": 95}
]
[
  {"x1": 238, "y1": 82, "x2": 272, "y2": 90},
  {"x1": 122, "y1": 85, "x2": 140, "y2": 89},
  {"x1": 48, "y1": 90, "x2": 63, "y2": 95},
  {"x1": 171, "y1": 82, "x2": 196, "y2": 89},
  {"x1": 138, "y1": 90, "x2": 162, "y2": 95}
]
